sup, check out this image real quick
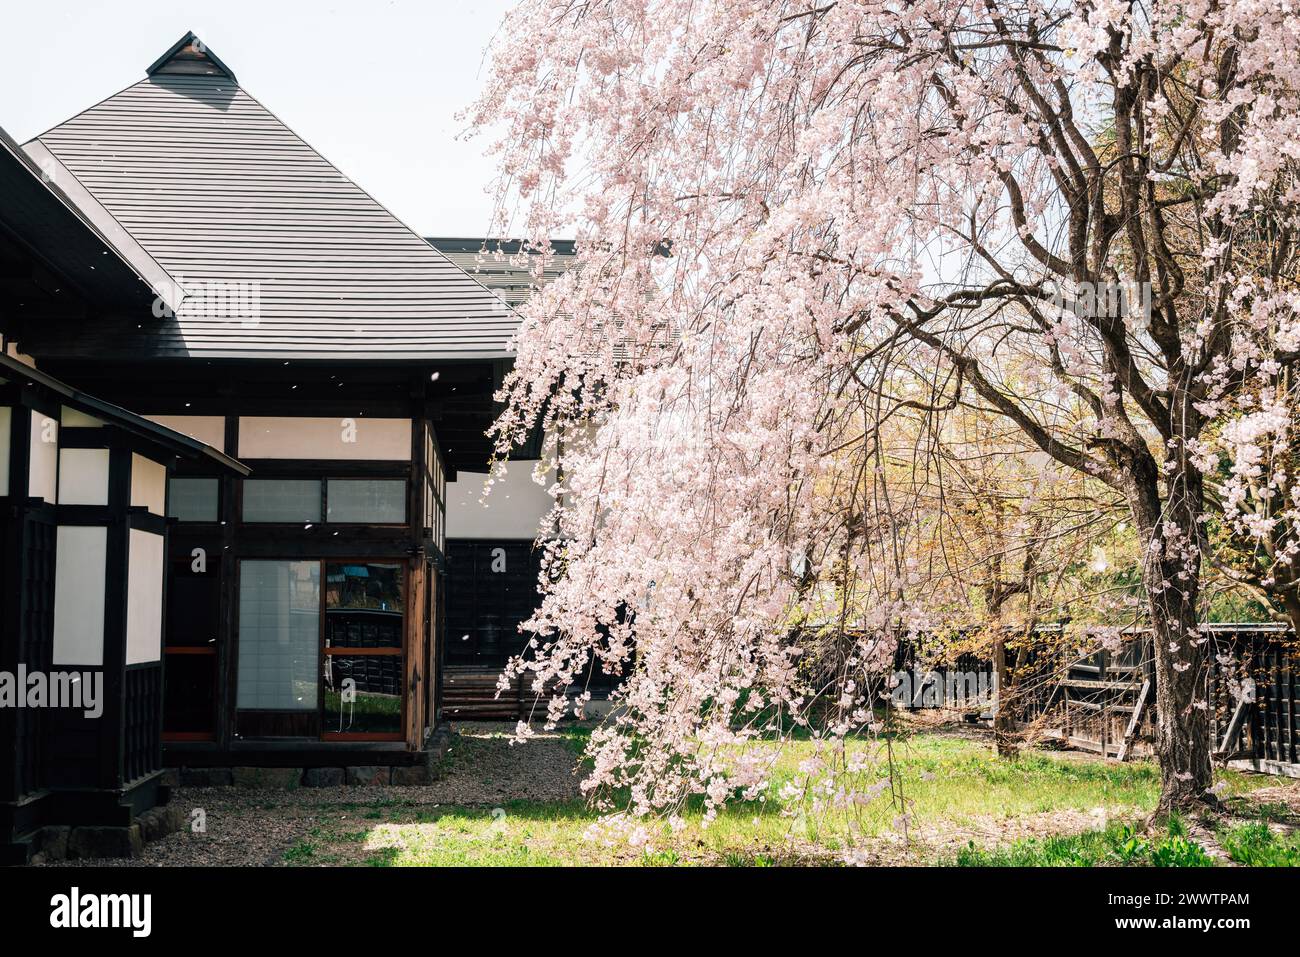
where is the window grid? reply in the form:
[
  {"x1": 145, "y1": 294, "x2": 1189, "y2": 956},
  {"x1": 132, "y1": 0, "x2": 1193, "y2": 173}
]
[
  {"x1": 236, "y1": 558, "x2": 407, "y2": 742},
  {"x1": 424, "y1": 425, "x2": 446, "y2": 553},
  {"x1": 239, "y1": 477, "x2": 409, "y2": 525},
  {"x1": 167, "y1": 476, "x2": 220, "y2": 522}
]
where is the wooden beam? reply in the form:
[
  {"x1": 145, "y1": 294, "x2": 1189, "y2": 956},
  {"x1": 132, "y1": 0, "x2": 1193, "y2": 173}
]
[
  {"x1": 1215, "y1": 698, "x2": 1251, "y2": 757},
  {"x1": 1116, "y1": 679, "x2": 1151, "y2": 762},
  {"x1": 1228, "y1": 757, "x2": 1300, "y2": 779},
  {"x1": 1060, "y1": 678, "x2": 1143, "y2": 691}
]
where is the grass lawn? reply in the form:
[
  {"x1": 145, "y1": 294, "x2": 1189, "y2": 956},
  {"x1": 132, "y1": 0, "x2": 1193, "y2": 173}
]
[{"x1": 273, "y1": 725, "x2": 1296, "y2": 867}]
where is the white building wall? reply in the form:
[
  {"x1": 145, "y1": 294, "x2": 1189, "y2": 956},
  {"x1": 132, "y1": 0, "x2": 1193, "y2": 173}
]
[
  {"x1": 57, "y1": 448, "x2": 110, "y2": 505},
  {"x1": 61, "y1": 406, "x2": 105, "y2": 428},
  {"x1": 130, "y1": 453, "x2": 167, "y2": 515},
  {"x1": 53, "y1": 525, "x2": 107, "y2": 666},
  {"x1": 446, "y1": 459, "x2": 554, "y2": 540},
  {"x1": 146, "y1": 414, "x2": 225, "y2": 451},
  {"x1": 28, "y1": 410, "x2": 57, "y2": 501},
  {"x1": 238, "y1": 416, "x2": 410, "y2": 460},
  {"x1": 126, "y1": 528, "x2": 164, "y2": 665}
]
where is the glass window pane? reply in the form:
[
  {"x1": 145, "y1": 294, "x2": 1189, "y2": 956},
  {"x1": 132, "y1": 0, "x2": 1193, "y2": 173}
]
[
  {"x1": 167, "y1": 477, "x2": 219, "y2": 522},
  {"x1": 325, "y1": 562, "x2": 404, "y2": 649},
  {"x1": 326, "y1": 562, "x2": 404, "y2": 611},
  {"x1": 242, "y1": 479, "x2": 321, "y2": 523},
  {"x1": 324, "y1": 655, "x2": 403, "y2": 734},
  {"x1": 326, "y1": 479, "x2": 406, "y2": 523},
  {"x1": 237, "y1": 560, "x2": 320, "y2": 710},
  {"x1": 325, "y1": 561, "x2": 400, "y2": 650}
]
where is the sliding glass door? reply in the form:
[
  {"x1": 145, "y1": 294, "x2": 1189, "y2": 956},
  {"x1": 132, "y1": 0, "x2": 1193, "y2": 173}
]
[
  {"x1": 323, "y1": 562, "x2": 404, "y2": 739},
  {"x1": 237, "y1": 560, "x2": 321, "y2": 710},
  {"x1": 235, "y1": 559, "x2": 404, "y2": 741}
]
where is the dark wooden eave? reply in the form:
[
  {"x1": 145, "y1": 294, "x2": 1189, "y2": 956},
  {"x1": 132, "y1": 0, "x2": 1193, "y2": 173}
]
[
  {"x1": 0, "y1": 351, "x2": 248, "y2": 475},
  {"x1": 0, "y1": 125, "x2": 159, "y2": 317},
  {"x1": 33, "y1": 356, "x2": 506, "y2": 477}
]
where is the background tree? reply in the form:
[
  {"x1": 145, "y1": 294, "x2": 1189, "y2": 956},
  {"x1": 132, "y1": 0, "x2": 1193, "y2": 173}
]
[{"x1": 894, "y1": 403, "x2": 1130, "y2": 757}]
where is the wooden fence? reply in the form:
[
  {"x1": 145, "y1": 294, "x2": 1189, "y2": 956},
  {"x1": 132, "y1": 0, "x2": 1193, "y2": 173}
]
[
  {"x1": 1215, "y1": 627, "x2": 1299, "y2": 777},
  {"x1": 892, "y1": 624, "x2": 1300, "y2": 776}
]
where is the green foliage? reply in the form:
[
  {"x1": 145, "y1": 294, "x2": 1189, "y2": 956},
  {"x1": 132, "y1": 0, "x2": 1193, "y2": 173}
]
[
  {"x1": 1247, "y1": 801, "x2": 1294, "y2": 823},
  {"x1": 322, "y1": 690, "x2": 402, "y2": 715},
  {"x1": 557, "y1": 723, "x2": 594, "y2": 757},
  {"x1": 954, "y1": 833, "x2": 1103, "y2": 866},
  {"x1": 1111, "y1": 824, "x2": 1149, "y2": 864},
  {"x1": 953, "y1": 818, "x2": 1214, "y2": 867},
  {"x1": 282, "y1": 840, "x2": 317, "y2": 863},
  {"x1": 1201, "y1": 511, "x2": 1287, "y2": 623},
  {"x1": 1220, "y1": 822, "x2": 1300, "y2": 866},
  {"x1": 639, "y1": 848, "x2": 682, "y2": 866},
  {"x1": 722, "y1": 851, "x2": 777, "y2": 866},
  {"x1": 1148, "y1": 835, "x2": 1214, "y2": 867},
  {"x1": 1204, "y1": 587, "x2": 1275, "y2": 624}
]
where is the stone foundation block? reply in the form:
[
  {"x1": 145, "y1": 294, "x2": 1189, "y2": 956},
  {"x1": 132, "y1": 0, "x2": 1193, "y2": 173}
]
[
  {"x1": 68, "y1": 824, "x2": 143, "y2": 860},
  {"x1": 390, "y1": 764, "x2": 433, "y2": 786},
  {"x1": 345, "y1": 766, "x2": 391, "y2": 786},
  {"x1": 302, "y1": 767, "x2": 346, "y2": 788},
  {"x1": 232, "y1": 766, "x2": 302, "y2": 789}
]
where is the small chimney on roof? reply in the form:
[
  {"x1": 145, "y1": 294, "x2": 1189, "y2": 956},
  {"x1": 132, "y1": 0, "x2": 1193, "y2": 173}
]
[{"x1": 146, "y1": 31, "x2": 237, "y2": 82}]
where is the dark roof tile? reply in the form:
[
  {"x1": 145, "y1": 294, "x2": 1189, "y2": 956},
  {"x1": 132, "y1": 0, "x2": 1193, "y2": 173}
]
[{"x1": 24, "y1": 59, "x2": 515, "y2": 361}]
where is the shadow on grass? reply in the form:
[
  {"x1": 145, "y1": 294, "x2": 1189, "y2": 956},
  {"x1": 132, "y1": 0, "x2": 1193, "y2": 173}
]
[{"x1": 363, "y1": 846, "x2": 403, "y2": 867}]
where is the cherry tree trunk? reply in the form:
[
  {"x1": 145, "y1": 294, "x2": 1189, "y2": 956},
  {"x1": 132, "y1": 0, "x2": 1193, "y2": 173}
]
[
  {"x1": 1129, "y1": 463, "x2": 1213, "y2": 815},
  {"x1": 1279, "y1": 592, "x2": 1300, "y2": 639}
]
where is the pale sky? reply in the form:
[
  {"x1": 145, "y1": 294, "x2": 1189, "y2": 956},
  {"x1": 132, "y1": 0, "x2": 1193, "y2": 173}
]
[{"x1": 0, "y1": 0, "x2": 515, "y2": 236}]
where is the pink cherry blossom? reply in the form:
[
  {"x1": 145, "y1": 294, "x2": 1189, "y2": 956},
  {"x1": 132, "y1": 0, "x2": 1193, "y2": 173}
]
[{"x1": 465, "y1": 0, "x2": 1300, "y2": 828}]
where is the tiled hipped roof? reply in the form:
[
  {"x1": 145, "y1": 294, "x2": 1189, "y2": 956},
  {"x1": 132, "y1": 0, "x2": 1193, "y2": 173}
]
[{"x1": 20, "y1": 33, "x2": 515, "y2": 360}]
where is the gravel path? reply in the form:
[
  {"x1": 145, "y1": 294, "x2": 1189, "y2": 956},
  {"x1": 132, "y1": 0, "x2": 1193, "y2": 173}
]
[{"x1": 40, "y1": 722, "x2": 585, "y2": 867}]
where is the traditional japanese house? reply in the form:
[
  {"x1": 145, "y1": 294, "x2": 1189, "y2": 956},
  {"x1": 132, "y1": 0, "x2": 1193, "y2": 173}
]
[
  {"x1": 0, "y1": 32, "x2": 556, "y2": 813},
  {"x1": 0, "y1": 122, "x2": 247, "y2": 861}
]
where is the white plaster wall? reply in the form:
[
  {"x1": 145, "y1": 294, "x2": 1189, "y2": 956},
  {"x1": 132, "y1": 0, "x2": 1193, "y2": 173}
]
[
  {"x1": 145, "y1": 414, "x2": 225, "y2": 451},
  {"x1": 446, "y1": 459, "x2": 554, "y2": 540},
  {"x1": 238, "y1": 416, "x2": 410, "y2": 460},
  {"x1": 130, "y1": 453, "x2": 167, "y2": 515},
  {"x1": 53, "y1": 525, "x2": 107, "y2": 666},
  {"x1": 58, "y1": 448, "x2": 110, "y2": 505},
  {"x1": 61, "y1": 406, "x2": 105, "y2": 428},
  {"x1": 28, "y1": 410, "x2": 57, "y2": 501},
  {"x1": 126, "y1": 528, "x2": 164, "y2": 665}
]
